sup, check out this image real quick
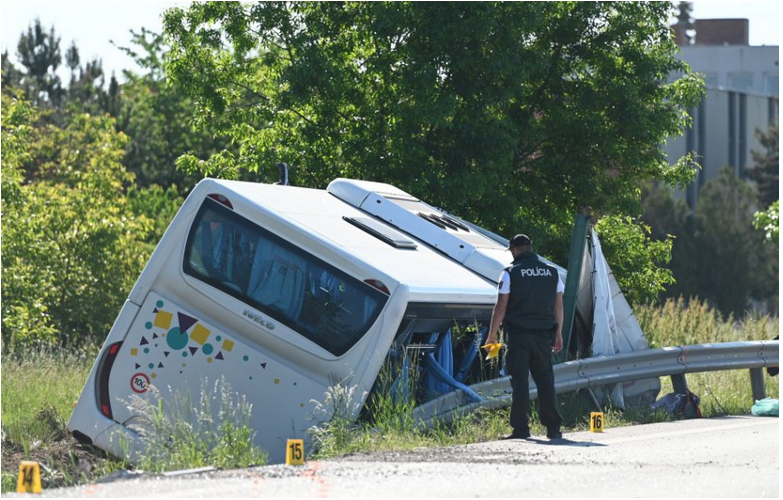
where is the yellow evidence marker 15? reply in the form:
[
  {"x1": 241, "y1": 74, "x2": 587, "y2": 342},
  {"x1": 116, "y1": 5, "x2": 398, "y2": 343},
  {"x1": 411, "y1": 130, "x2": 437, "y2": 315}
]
[
  {"x1": 17, "y1": 461, "x2": 42, "y2": 493},
  {"x1": 286, "y1": 439, "x2": 305, "y2": 465},
  {"x1": 590, "y1": 412, "x2": 604, "y2": 432}
]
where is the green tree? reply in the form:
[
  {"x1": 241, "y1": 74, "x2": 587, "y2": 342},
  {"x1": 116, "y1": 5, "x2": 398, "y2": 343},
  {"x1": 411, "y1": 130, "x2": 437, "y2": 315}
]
[
  {"x1": 753, "y1": 200, "x2": 779, "y2": 247},
  {"x1": 595, "y1": 215, "x2": 675, "y2": 305},
  {"x1": 667, "y1": 168, "x2": 776, "y2": 316},
  {"x1": 1, "y1": 91, "x2": 55, "y2": 345},
  {"x1": 747, "y1": 122, "x2": 779, "y2": 207},
  {"x1": 639, "y1": 181, "x2": 690, "y2": 242},
  {"x1": 639, "y1": 181, "x2": 696, "y2": 302},
  {"x1": 162, "y1": 1, "x2": 703, "y2": 262},
  {"x1": 4, "y1": 21, "x2": 127, "y2": 184},
  {"x1": 0, "y1": 90, "x2": 33, "y2": 189},
  {"x1": 5, "y1": 20, "x2": 120, "y2": 121},
  {"x1": 1, "y1": 50, "x2": 24, "y2": 89},
  {"x1": 127, "y1": 184, "x2": 185, "y2": 247},
  {"x1": 14, "y1": 18, "x2": 65, "y2": 108},
  {"x1": 65, "y1": 49, "x2": 110, "y2": 115},
  {"x1": 115, "y1": 28, "x2": 228, "y2": 189},
  {"x1": 1, "y1": 91, "x2": 153, "y2": 348},
  {"x1": 59, "y1": 43, "x2": 122, "y2": 118},
  {"x1": 65, "y1": 40, "x2": 80, "y2": 76}
]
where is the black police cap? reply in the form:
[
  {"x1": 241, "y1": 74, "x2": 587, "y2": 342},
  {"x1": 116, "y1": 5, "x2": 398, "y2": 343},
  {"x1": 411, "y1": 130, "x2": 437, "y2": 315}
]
[{"x1": 508, "y1": 234, "x2": 533, "y2": 248}]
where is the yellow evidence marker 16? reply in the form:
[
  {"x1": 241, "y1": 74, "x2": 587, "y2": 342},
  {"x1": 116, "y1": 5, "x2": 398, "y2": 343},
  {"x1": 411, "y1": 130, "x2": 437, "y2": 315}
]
[
  {"x1": 17, "y1": 461, "x2": 42, "y2": 493},
  {"x1": 590, "y1": 412, "x2": 604, "y2": 432},
  {"x1": 286, "y1": 439, "x2": 305, "y2": 465}
]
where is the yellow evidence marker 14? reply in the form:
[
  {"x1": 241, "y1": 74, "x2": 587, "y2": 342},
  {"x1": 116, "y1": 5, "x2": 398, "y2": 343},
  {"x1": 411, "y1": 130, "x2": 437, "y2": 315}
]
[
  {"x1": 17, "y1": 461, "x2": 42, "y2": 493},
  {"x1": 286, "y1": 439, "x2": 305, "y2": 465},
  {"x1": 590, "y1": 412, "x2": 604, "y2": 432}
]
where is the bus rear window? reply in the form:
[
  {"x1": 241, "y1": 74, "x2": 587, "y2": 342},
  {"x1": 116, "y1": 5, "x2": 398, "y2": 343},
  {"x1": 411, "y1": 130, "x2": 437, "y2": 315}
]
[{"x1": 183, "y1": 199, "x2": 389, "y2": 356}]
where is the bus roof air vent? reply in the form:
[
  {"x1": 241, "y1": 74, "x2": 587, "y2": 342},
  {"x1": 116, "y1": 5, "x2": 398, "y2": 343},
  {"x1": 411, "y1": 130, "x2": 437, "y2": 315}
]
[{"x1": 343, "y1": 216, "x2": 418, "y2": 249}]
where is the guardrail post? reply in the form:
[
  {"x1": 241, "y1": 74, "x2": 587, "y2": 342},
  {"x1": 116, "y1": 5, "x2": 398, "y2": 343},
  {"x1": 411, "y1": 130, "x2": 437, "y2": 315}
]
[
  {"x1": 671, "y1": 374, "x2": 688, "y2": 395},
  {"x1": 749, "y1": 368, "x2": 766, "y2": 402}
]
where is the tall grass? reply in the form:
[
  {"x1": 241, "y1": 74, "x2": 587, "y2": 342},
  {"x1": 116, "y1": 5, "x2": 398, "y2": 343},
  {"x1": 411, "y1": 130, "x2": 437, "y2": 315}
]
[
  {"x1": 0, "y1": 470, "x2": 16, "y2": 492},
  {"x1": 1, "y1": 349, "x2": 266, "y2": 492},
  {"x1": 126, "y1": 377, "x2": 267, "y2": 472},
  {"x1": 308, "y1": 299, "x2": 779, "y2": 458},
  {"x1": 0, "y1": 345, "x2": 127, "y2": 492},
  {"x1": 308, "y1": 373, "x2": 511, "y2": 460},
  {"x1": 2, "y1": 298, "x2": 777, "y2": 487},
  {"x1": 636, "y1": 296, "x2": 778, "y2": 347},
  {"x1": 1, "y1": 345, "x2": 97, "y2": 444},
  {"x1": 307, "y1": 373, "x2": 679, "y2": 461},
  {"x1": 636, "y1": 297, "x2": 778, "y2": 416}
]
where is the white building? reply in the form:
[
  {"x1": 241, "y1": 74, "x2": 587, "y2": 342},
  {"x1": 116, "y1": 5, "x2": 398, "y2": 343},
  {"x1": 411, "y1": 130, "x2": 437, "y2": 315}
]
[
  {"x1": 666, "y1": 19, "x2": 779, "y2": 208},
  {"x1": 679, "y1": 45, "x2": 779, "y2": 96},
  {"x1": 664, "y1": 88, "x2": 778, "y2": 207}
]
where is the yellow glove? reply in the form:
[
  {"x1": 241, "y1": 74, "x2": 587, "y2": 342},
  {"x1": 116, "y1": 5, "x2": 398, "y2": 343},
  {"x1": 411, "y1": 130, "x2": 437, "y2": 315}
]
[{"x1": 481, "y1": 343, "x2": 503, "y2": 360}]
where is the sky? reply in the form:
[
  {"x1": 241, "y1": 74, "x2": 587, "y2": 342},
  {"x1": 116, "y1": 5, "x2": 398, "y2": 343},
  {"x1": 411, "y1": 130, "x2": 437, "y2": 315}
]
[
  {"x1": 0, "y1": 1, "x2": 190, "y2": 81},
  {"x1": 0, "y1": 1, "x2": 779, "y2": 83}
]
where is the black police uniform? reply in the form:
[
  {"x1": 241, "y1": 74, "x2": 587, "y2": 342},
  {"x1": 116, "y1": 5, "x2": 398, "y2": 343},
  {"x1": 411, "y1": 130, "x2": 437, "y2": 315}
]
[{"x1": 502, "y1": 250, "x2": 563, "y2": 437}]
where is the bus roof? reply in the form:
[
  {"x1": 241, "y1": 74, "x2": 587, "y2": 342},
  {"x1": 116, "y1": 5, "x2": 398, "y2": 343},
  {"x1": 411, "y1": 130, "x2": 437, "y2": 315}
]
[{"x1": 202, "y1": 179, "x2": 500, "y2": 304}]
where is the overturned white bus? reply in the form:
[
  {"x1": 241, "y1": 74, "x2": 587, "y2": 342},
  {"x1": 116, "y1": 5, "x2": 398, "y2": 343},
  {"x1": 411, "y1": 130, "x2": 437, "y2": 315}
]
[{"x1": 67, "y1": 177, "x2": 657, "y2": 464}]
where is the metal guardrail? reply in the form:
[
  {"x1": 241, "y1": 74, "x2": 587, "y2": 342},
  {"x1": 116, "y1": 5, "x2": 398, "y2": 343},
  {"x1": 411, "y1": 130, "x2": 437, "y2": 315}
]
[{"x1": 412, "y1": 340, "x2": 779, "y2": 428}]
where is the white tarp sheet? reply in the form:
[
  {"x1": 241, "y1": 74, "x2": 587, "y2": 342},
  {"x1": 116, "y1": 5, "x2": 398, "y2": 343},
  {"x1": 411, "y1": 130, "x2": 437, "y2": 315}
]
[{"x1": 589, "y1": 231, "x2": 661, "y2": 408}]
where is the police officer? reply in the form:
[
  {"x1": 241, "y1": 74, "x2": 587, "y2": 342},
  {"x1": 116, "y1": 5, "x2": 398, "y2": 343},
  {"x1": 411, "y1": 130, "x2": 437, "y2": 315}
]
[{"x1": 486, "y1": 234, "x2": 564, "y2": 440}]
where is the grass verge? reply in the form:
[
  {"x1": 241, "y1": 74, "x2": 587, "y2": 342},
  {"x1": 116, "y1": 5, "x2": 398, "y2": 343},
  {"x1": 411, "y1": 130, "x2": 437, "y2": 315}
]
[
  {"x1": 1, "y1": 346, "x2": 127, "y2": 491},
  {"x1": 1, "y1": 299, "x2": 778, "y2": 491},
  {"x1": 310, "y1": 298, "x2": 778, "y2": 459},
  {"x1": 1, "y1": 350, "x2": 266, "y2": 492}
]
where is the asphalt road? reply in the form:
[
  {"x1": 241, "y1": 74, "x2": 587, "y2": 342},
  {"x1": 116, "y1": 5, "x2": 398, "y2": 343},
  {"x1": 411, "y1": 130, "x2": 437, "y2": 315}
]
[{"x1": 18, "y1": 415, "x2": 780, "y2": 498}]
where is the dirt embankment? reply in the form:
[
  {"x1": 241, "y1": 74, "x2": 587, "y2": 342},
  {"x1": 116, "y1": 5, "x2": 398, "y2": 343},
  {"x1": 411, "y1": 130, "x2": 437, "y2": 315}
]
[{"x1": 2, "y1": 407, "x2": 118, "y2": 490}]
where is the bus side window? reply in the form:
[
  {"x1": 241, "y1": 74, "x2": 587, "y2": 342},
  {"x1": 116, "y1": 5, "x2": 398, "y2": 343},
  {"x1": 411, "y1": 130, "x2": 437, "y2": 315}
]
[
  {"x1": 247, "y1": 239, "x2": 306, "y2": 319},
  {"x1": 184, "y1": 199, "x2": 389, "y2": 356}
]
